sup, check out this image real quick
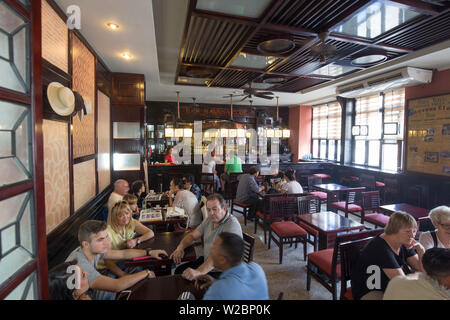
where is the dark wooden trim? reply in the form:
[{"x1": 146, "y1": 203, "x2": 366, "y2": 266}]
[
  {"x1": 46, "y1": 184, "x2": 113, "y2": 269},
  {"x1": 45, "y1": 0, "x2": 68, "y2": 22},
  {"x1": 322, "y1": 0, "x2": 376, "y2": 32},
  {"x1": 42, "y1": 58, "x2": 71, "y2": 83},
  {"x1": 0, "y1": 261, "x2": 37, "y2": 300},
  {"x1": 0, "y1": 88, "x2": 31, "y2": 105},
  {"x1": 3, "y1": 0, "x2": 30, "y2": 20},
  {"x1": 68, "y1": 119, "x2": 74, "y2": 215},
  {"x1": 30, "y1": 0, "x2": 49, "y2": 300},
  {"x1": 262, "y1": 23, "x2": 317, "y2": 37},
  {"x1": 73, "y1": 154, "x2": 96, "y2": 165},
  {"x1": 0, "y1": 180, "x2": 33, "y2": 201},
  {"x1": 327, "y1": 34, "x2": 413, "y2": 53},
  {"x1": 95, "y1": 64, "x2": 99, "y2": 195},
  {"x1": 192, "y1": 9, "x2": 259, "y2": 26}
]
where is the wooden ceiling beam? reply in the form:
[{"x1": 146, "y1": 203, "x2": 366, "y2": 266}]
[
  {"x1": 327, "y1": 34, "x2": 413, "y2": 53},
  {"x1": 192, "y1": 9, "x2": 259, "y2": 26},
  {"x1": 262, "y1": 23, "x2": 317, "y2": 37}
]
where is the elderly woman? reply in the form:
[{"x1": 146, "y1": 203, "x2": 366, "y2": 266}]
[
  {"x1": 351, "y1": 211, "x2": 425, "y2": 300},
  {"x1": 101, "y1": 201, "x2": 154, "y2": 277},
  {"x1": 419, "y1": 205, "x2": 450, "y2": 250}
]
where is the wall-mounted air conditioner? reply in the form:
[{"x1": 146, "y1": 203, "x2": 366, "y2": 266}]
[{"x1": 336, "y1": 67, "x2": 433, "y2": 98}]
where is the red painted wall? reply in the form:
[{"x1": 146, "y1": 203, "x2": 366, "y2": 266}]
[
  {"x1": 289, "y1": 105, "x2": 312, "y2": 161},
  {"x1": 405, "y1": 68, "x2": 450, "y2": 100}
]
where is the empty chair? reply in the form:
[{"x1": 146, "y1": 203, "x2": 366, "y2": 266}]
[
  {"x1": 254, "y1": 193, "x2": 284, "y2": 244},
  {"x1": 199, "y1": 173, "x2": 217, "y2": 196},
  {"x1": 361, "y1": 191, "x2": 390, "y2": 228},
  {"x1": 383, "y1": 177, "x2": 399, "y2": 204},
  {"x1": 329, "y1": 187, "x2": 365, "y2": 219},
  {"x1": 340, "y1": 234, "x2": 382, "y2": 300},
  {"x1": 268, "y1": 196, "x2": 308, "y2": 264},
  {"x1": 307, "y1": 176, "x2": 327, "y2": 204},
  {"x1": 306, "y1": 229, "x2": 384, "y2": 300},
  {"x1": 296, "y1": 195, "x2": 321, "y2": 252},
  {"x1": 243, "y1": 232, "x2": 255, "y2": 263}
]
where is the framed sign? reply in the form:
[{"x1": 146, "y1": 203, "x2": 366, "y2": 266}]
[{"x1": 406, "y1": 93, "x2": 450, "y2": 177}]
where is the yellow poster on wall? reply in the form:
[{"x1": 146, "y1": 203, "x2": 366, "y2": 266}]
[{"x1": 406, "y1": 93, "x2": 450, "y2": 177}]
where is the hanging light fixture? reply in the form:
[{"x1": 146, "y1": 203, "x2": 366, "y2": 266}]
[
  {"x1": 276, "y1": 96, "x2": 279, "y2": 121},
  {"x1": 176, "y1": 91, "x2": 181, "y2": 120}
]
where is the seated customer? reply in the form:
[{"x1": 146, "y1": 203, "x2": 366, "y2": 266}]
[
  {"x1": 383, "y1": 248, "x2": 450, "y2": 300},
  {"x1": 122, "y1": 194, "x2": 139, "y2": 219},
  {"x1": 419, "y1": 205, "x2": 450, "y2": 250},
  {"x1": 101, "y1": 200, "x2": 155, "y2": 277},
  {"x1": 182, "y1": 174, "x2": 202, "y2": 202},
  {"x1": 48, "y1": 260, "x2": 91, "y2": 300},
  {"x1": 170, "y1": 194, "x2": 242, "y2": 280},
  {"x1": 195, "y1": 232, "x2": 269, "y2": 300},
  {"x1": 169, "y1": 177, "x2": 202, "y2": 228},
  {"x1": 220, "y1": 151, "x2": 243, "y2": 192},
  {"x1": 280, "y1": 169, "x2": 303, "y2": 194},
  {"x1": 351, "y1": 211, "x2": 425, "y2": 300},
  {"x1": 235, "y1": 166, "x2": 266, "y2": 221},
  {"x1": 202, "y1": 150, "x2": 221, "y2": 193},
  {"x1": 65, "y1": 220, "x2": 167, "y2": 300},
  {"x1": 107, "y1": 179, "x2": 129, "y2": 212},
  {"x1": 131, "y1": 180, "x2": 146, "y2": 209}
]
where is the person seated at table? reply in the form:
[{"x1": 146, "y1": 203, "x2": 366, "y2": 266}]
[
  {"x1": 100, "y1": 200, "x2": 155, "y2": 278},
  {"x1": 169, "y1": 177, "x2": 203, "y2": 229},
  {"x1": 235, "y1": 166, "x2": 266, "y2": 221},
  {"x1": 351, "y1": 211, "x2": 425, "y2": 300},
  {"x1": 131, "y1": 180, "x2": 146, "y2": 209},
  {"x1": 280, "y1": 169, "x2": 303, "y2": 194},
  {"x1": 65, "y1": 220, "x2": 167, "y2": 300},
  {"x1": 170, "y1": 193, "x2": 242, "y2": 280},
  {"x1": 195, "y1": 232, "x2": 269, "y2": 300},
  {"x1": 220, "y1": 151, "x2": 243, "y2": 192},
  {"x1": 48, "y1": 259, "x2": 91, "y2": 300},
  {"x1": 202, "y1": 151, "x2": 221, "y2": 193},
  {"x1": 383, "y1": 248, "x2": 450, "y2": 300},
  {"x1": 122, "y1": 194, "x2": 140, "y2": 219},
  {"x1": 182, "y1": 174, "x2": 202, "y2": 202},
  {"x1": 164, "y1": 146, "x2": 178, "y2": 164},
  {"x1": 107, "y1": 179, "x2": 129, "y2": 213},
  {"x1": 419, "y1": 205, "x2": 450, "y2": 250}
]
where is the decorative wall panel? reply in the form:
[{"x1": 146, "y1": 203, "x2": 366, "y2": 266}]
[
  {"x1": 97, "y1": 90, "x2": 111, "y2": 192},
  {"x1": 72, "y1": 35, "x2": 95, "y2": 158},
  {"x1": 42, "y1": 120, "x2": 70, "y2": 234},
  {"x1": 73, "y1": 159, "x2": 96, "y2": 211},
  {"x1": 41, "y1": 0, "x2": 68, "y2": 73}
]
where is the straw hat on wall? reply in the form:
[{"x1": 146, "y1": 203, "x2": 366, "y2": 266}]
[{"x1": 46, "y1": 82, "x2": 75, "y2": 116}]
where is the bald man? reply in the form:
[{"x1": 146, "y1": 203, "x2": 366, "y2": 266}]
[{"x1": 107, "y1": 179, "x2": 130, "y2": 212}]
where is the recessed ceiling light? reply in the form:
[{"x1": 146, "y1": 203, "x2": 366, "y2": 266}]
[
  {"x1": 122, "y1": 53, "x2": 132, "y2": 60},
  {"x1": 107, "y1": 23, "x2": 119, "y2": 30},
  {"x1": 351, "y1": 54, "x2": 387, "y2": 66}
]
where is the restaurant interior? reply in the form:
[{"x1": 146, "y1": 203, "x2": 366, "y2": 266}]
[{"x1": 0, "y1": 0, "x2": 449, "y2": 301}]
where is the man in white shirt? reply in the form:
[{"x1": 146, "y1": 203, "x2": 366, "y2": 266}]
[
  {"x1": 107, "y1": 179, "x2": 130, "y2": 212},
  {"x1": 383, "y1": 248, "x2": 450, "y2": 300}
]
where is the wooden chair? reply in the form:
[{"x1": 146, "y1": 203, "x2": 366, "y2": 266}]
[
  {"x1": 231, "y1": 199, "x2": 252, "y2": 226},
  {"x1": 340, "y1": 233, "x2": 383, "y2": 300},
  {"x1": 329, "y1": 187, "x2": 365, "y2": 219},
  {"x1": 307, "y1": 176, "x2": 327, "y2": 204},
  {"x1": 223, "y1": 173, "x2": 242, "y2": 207},
  {"x1": 361, "y1": 191, "x2": 390, "y2": 228},
  {"x1": 383, "y1": 177, "x2": 399, "y2": 204},
  {"x1": 268, "y1": 196, "x2": 308, "y2": 264},
  {"x1": 296, "y1": 195, "x2": 321, "y2": 252},
  {"x1": 306, "y1": 229, "x2": 383, "y2": 300},
  {"x1": 243, "y1": 232, "x2": 255, "y2": 263},
  {"x1": 254, "y1": 193, "x2": 284, "y2": 244},
  {"x1": 199, "y1": 173, "x2": 217, "y2": 195}
]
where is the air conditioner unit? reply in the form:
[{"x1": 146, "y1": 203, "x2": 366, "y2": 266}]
[{"x1": 336, "y1": 67, "x2": 433, "y2": 98}]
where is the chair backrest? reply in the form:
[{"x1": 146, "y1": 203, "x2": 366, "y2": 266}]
[
  {"x1": 339, "y1": 232, "x2": 382, "y2": 299},
  {"x1": 345, "y1": 187, "x2": 365, "y2": 205},
  {"x1": 361, "y1": 191, "x2": 381, "y2": 212},
  {"x1": 297, "y1": 195, "x2": 321, "y2": 215},
  {"x1": 243, "y1": 232, "x2": 255, "y2": 263},
  {"x1": 330, "y1": 229, "x2": 384, "y2": 279},
  {"x1": 359, "y1": 174, "x2": 376, "y2": 190},
  {"x1": 307, "y1": 176, "x2": 322, "y2": 190},
  {"x1": 269, "y1": 195, "x2": 298, "y2": 219}
]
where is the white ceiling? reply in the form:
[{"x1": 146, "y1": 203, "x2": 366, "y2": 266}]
[{"x1": 55, "y1": 0, "x2": 450, "y2": 107}]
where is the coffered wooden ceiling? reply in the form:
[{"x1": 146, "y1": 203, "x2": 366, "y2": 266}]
[{"x1": 175, "y1": 0, "x2": 450, "y2": 94}]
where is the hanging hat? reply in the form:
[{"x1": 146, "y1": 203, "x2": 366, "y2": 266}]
[
  {"x1": 71, "y1": 91, "x2": 87, "y2": 121},
  {"x1": 46, "y1": 82, "x2": 75, "y2": 116},
  {"x1": 83, "y1": 96, "x2": 93, "y2": 115}
]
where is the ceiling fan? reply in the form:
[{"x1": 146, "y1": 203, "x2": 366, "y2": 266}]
[
  {"x1": 191, "y1": 97, "x2": 199, "y2": 107},
  {"x1": 309, "y1": 32, "x2": 337, "y2": 63},
  {"x1": 224, "y1": 82, "x2": 274, "y2": 102}
]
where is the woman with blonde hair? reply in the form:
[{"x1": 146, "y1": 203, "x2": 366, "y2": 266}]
[
  {"x1": 351, "y1": 211, "x2": 425, "y2": 300},
  {"x1": 419, "y1": 205, "x2": 450, "y2": 250},
  {"x1": 102, "y1": 200, "x2": 154, "y2": 277}
]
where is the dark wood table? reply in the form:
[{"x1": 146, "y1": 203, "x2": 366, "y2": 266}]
[
  {"x1": 124, "y1": 231, "x2": 197, "y2": 268},
  {"x1": 313, "y1": 183, "x2": 355, "y2": 211},
  {"x1": 127, "y1": 275, "x2": 205, "y2": 300},
  {"x1": 298, "y1": 211, "x2": 365, "y2": 250},
  {"x1": 379, "y1": 203, "x2": 430, "y2": 220}
]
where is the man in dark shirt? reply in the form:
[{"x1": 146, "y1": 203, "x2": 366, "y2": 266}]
[{"x1": 235, "y1": 166, "x2": 266, "y2": 221}]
